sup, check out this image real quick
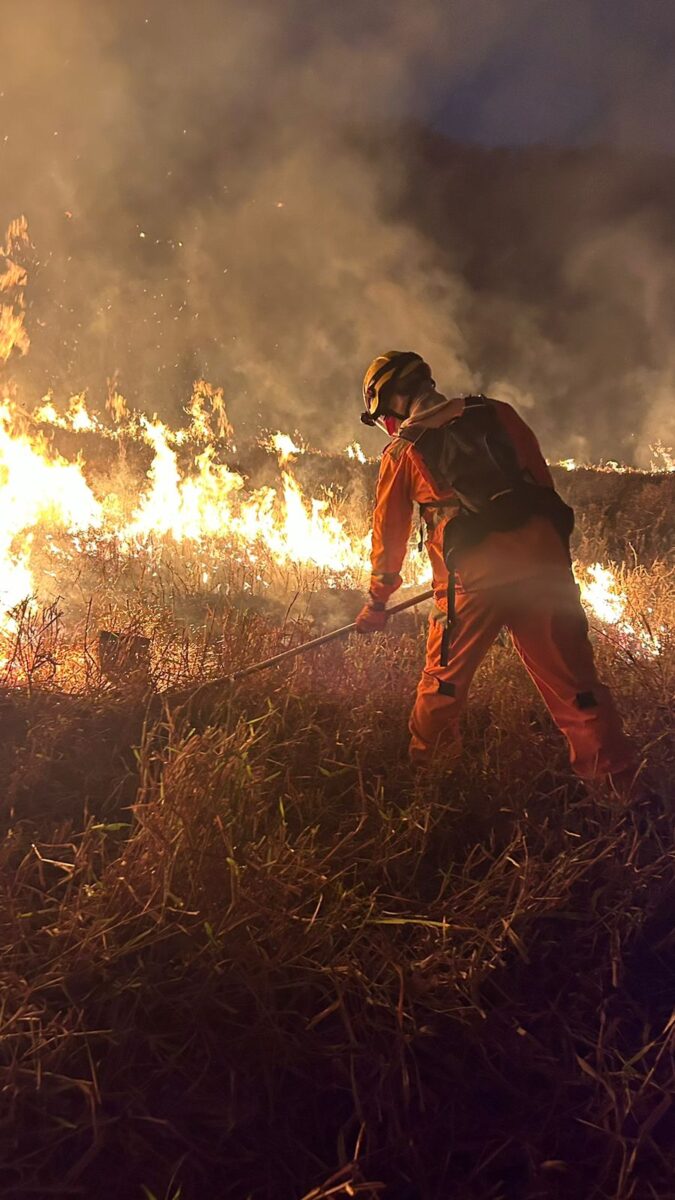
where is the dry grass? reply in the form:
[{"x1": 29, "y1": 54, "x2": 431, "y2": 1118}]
[
  {"x1": 0, "y1": 552, "x2": 673, "y2": 1200},
  {"x1": 0, "y1": 444, "x2": 672, "y2": 1199}
]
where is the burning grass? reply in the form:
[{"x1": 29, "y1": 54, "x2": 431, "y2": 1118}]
[
  {"x1": 0, "y1": 558, "x2": 673, "y2": 1200},
  {"x1": 0, "y1": 359, "x2": 673, "y2": 1195},
  {"x1": 0, "y1": 384, "x2": 671, "y2": 696}
]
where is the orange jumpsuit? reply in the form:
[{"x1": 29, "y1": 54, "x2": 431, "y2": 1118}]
[{"x1": 368, "y1": 397, "x2": 635, "y2": 778}]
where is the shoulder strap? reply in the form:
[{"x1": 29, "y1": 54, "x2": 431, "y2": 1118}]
[
  {"x1": 396, "y1": 423, "x2": 426, "y2": 446},
  {"x1": 396, "y1": 395, "x2": 488, "y2": 446},
  {"x1": 384, "y1": 435, "x2": 411, "y2": 463}
]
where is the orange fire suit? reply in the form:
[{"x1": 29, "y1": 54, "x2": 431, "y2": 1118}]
[{"x1": 368, "y1": 395, "x2": 635, "y2": 778}]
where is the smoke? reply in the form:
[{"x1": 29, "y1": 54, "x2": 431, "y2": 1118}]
[{"x1": 1, "y1": 0, "x2": 675, "y2": 464}]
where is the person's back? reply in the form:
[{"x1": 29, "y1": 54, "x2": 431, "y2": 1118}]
[
  {"x1": 372, "y1": 387, "x2": 572, "y2": 603},
  {"x1": 356, "y1": 350, "x2": 637, "y2": 795}
]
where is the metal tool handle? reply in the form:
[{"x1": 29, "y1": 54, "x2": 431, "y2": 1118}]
[
  {"x1": 161, "y1": 587, "x2": 434, "y2": 707},
  {"x1": 230, "y1": 586, "x2": 434, "y2": 681}
]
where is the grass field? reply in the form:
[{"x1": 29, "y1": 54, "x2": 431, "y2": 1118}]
[{"x1": 0, "y1": 436, "x2": 673, "y2": 1199}]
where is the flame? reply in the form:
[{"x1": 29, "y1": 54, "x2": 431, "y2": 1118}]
[
  {"x1": 0, "y1": 259, "x2": 27, "y2": 292},
  {"x1": 33, "y1": 396, "x2": 60, "y2": 425},
  {"x1": 122, "y1": 418, "x2": 367, "y2": 578},
  {"x1": 0, "y1": 393, "x2": 665, "y2": 637},
  {"x1": 107, "y1": 386, "x2": 129, "y2": 424},
  {"x1": 68, "y1": 393, "x2": 97, "y2": 432},
  {"x1": 0, "y1": 211, "x2": 666, "y2": 685},
  {"x1": 0, "y1": 216, "x2": 30, "y2": 363},
  {"x1": 0, "y1": 384, "x2": 665, "y2": 673},
  {"x1": 346, "y1": 442, "x2": 367, "y2": 464},
  {"x1": 268, "y1": 431, "x2": 304, "y2": 465},
  {"x1": 577, "y1": 563, "x2": 625, "y2": 624},
  {"x1": 576, "y1": 562, "x2": 663, "y2": 656},
  {"x1": 124, "y1": 418, "x2": 244, "y2": 542},
  {"x1": 557, "y1": 452, "x2": 675, "y2": 475},
  {"x1": 0, "y1": 401, "x2": 101, "y2": 628},
  {"x1": 33, "y1": 391, "x2": 101, "y2": 433},
  {"x1": 0, "y1": 308, "x2": 30, "y2": 364},
  {"x1": 255, "y1": 471, "x2": 367, "y2": 575},
  {"x1": 0, "y1": 304, "x2": 29, "y2": 360},
  {"x1": 650, "y1": 441, "x2": 675, "y2": 473},
  {"x1": 0, "y1": 391, "x2": 429, "y2": 646},
  {"x1": 185, "y1": 379, "x2": 233, "y2": 443}
]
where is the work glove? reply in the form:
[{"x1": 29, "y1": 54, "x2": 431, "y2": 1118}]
[{"x1": 355, "y1": 601, "x2": 389, "y2": 634}]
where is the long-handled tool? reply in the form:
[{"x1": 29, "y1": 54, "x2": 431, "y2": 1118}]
[
  {"x1": 161, "y1": 587, "x2": 434, "y2": 709},
  {"x1": 231, "y1": 586, "x2": 434, "y2": 682}
]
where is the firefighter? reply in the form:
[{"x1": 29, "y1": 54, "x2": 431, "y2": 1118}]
[{"x1": 355, "y1": 350, "x2": 638, "y2": 798}]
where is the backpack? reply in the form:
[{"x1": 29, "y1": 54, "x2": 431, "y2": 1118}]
[{"x1": 397, "y1": 395, "x2": 574, "y2": 569}]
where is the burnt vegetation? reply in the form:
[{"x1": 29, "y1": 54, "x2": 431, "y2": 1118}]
[{"x1": 0, "y1": 456, "x2": 673, "y2": 1200}]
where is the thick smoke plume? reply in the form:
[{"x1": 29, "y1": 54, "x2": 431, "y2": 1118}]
[{"x1": 2, "y1": 0, "x2": 675, "y2": 465}]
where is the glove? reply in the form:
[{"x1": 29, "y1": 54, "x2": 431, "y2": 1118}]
[{"x1": 355, "y1": 601, "x2": 389, "y2": 634}]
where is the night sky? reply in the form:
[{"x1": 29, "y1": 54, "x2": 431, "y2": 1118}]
[{"x1": 435, "y1": 1, "x2": 675, "y2": 150}]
